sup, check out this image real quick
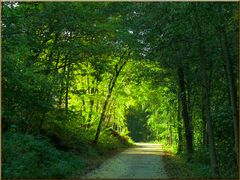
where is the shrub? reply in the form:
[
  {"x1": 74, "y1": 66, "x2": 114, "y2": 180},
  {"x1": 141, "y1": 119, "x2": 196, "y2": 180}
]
[{"x1": 3, "y1": 132, "x2": 85, "y2": 178}]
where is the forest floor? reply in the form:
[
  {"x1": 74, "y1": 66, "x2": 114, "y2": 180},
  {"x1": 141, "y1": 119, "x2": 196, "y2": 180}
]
[{"x1": 81, "y1": 143, "x2": 168, "y2": 179}]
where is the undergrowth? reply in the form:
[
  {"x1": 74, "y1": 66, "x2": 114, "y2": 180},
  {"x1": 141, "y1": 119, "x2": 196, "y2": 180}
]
[
  {"x1": 3, "y1": 132, "x2": 85, "y2": 178},
  {"x1": 162, "y1": 144, "x2": 238, "y2": 179},
  {"x1": 3, "y1": 124, "x2": 132, "y2": 179}
]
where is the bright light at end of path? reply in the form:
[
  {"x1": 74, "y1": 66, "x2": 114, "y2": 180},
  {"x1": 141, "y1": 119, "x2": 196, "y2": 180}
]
[{"x1": 122, "y1": 143, "x2": 165, "y2": 155}]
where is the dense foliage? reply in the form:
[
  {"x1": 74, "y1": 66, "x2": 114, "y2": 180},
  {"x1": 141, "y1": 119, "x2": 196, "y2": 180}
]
[
  {"x1": 3, "y1": 132, "x2": 84, "y2": 178},
  {"x1": 2, "y1": 2, "x2": 238, "y2": 178}
]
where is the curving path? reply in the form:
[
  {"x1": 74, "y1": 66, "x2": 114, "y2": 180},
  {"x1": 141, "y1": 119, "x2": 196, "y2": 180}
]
[{"x1": 82, "y1": 143, "x2": 168, "y2": 179}]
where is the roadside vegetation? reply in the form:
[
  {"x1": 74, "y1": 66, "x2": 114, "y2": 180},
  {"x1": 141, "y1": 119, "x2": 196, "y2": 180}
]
[{"x1": 3, "y1": 128, "x2": 132, "y2": 178}]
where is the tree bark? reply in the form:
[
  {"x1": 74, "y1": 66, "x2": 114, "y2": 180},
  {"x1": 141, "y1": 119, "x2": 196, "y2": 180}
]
[
  {"x1": 201, "y1": 93, "x2": 208, "y2": 148},
  {"x1": 65, "y1": 58, "x2": 71, "y2": 112},
  {"x1": 199, "y1": 46, "x2": 219, "y2": 176},
  {"x1": 87, "y1": 89, "x2": 95, "y2": 128},
  {"x1": 169, "y1": 114, "x2": 173, "y2": 146},
  {"x1": 177, "y1": 90, "x2": 183, "y2": 154},
  {"x1": 58, "y1": 58, "x2": 67, "y2": 108},
  {"x1": 93, "y1": 93, "x2": 111, "y2": 144},
  {"x1": 186, "y1": 81, "x2": 194, "y2": 147},
  {"x1": 93, "y1": 51, "x2": 131, "y2": 144},
  {"x1": 177, "y1": 64, "x2": 193, "y2": 160},
  {"x1": 192, "y1": 6, "x2": 219, "y2": 176},
  {"x1": 220, "y1": 28, "x2": 239, "y2": 164}
]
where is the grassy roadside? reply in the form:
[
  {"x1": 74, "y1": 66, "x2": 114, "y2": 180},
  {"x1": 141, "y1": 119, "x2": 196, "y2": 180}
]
[
  {"x1": 162, "y1": 147, "x2": 238, "y2": 179},
  {"x1": 3, "y1": 127, "x2": 133, "y2": 179},
  {"x1": 162, "y1": 151, "x2": 195, "y2": 178}
]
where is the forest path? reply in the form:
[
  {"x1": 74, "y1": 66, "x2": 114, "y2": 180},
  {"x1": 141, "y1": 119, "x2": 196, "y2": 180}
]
[{"x1": 82, "y1": 143, "x2": 168, "y2": 179}]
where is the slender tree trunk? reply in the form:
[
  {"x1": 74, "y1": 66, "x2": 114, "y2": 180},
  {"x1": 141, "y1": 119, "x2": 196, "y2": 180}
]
[
  {"x1": 105, "y1": 96, "x2": 117, "y2": 127},
  {"x1": 199, "y1": 47, "x2": 219, "y2": 176},
  {"x1": 65, "y1": 59, "x2": 71, "y2": 112},
  {"x1": 93, "y1": 93, "x2": 111, "y2": 144},
  {"x1": 220, "y1": 29, "x2": 239, "y2": 164},
  {"x1": 65, "y1": 32, "x2": 73, "y2": 113},
  {"x1": 223, "y1": 64, "x2": 232, "y2": 106},
  {"x1": 95, "y1": 87, "x2": 99, "y2": 113},
  {"x1": 216, "y1": 9, "x2": 239, "y2": 152},
  {"x1": 177, "y1": 64, "x2": 193, "y2": 160},
  {"x1": 201, "y1": 96, "x2": 208, "y2": 148},
  {"x1": 87, "y1": 96, "x2": 95, "y2": 128},
  {"x1": 222, "y1": 63, "x2": 236, "y2": 148},
  {"x1": 58, "y1": 59, "x2": 67, "y2": 108},
  {"x1": 192, "y1": 7, "x2": 219, "y2": 176},
  {"x1": 197, "y1": 39, "x2": 219, "y2": 176},
  {"x1": 93, "y1": 51, "x2": 131, "y2": 144},
  {"x1": 82, "y1": 98, "x2": 86, "y2": 119},
  {"x1": 106, "y1": 113, "x2": 112, "y2": 127},
  {"x1": 177, "y1": 90, "x2": 183, "y2": 154},
  {"x1": 186, "y1": 81, "x2": 194, "y2": 147},
  {"x1": 169, "y1": 114, "x2": 173, "y2": 146}
]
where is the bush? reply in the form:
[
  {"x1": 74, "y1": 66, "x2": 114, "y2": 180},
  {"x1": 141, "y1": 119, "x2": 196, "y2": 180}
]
[
  {"x1": 96, "y1": 129, "x2": 132, "y2": 154},
  {"x1": 3, "y1": 132, "x2": 85, "y2": 178},
  {"x1": 41, "y1": 122, "x2": 99, "y2": 157}
]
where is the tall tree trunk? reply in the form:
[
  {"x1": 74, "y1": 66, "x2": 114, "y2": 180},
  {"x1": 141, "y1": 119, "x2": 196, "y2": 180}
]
[
  {"x1": 106, "y1": 112, "x2": 112, "y2": 128},
  {"x1": 177, "y1": 90, "x2": 183, "y2": 154},
  {"x1": 220, "y1": 28, "x2": 239, "y2": 165},
  {"x1": 87, "y1": 93, "x2": 95, "y2": 128},
  {"x1": 192, "y1": 6, "x2": 219, "y2": 176},
  {"x1": 201, "y1": 94, "x2": 208, "y2": 148},
  {"x1": 223, "y1": 64, "x2": 232, "y2": 106},
  {"x1": 105, "y1": 98, "x2": 115, "y2": 127},
  {"x1": 58, "y1": 59, "x2": 67, "y2": 108},
  {"x1": 95, "y1": 87, "x2": 99, "y2": 114},
  {"x1": 82, "y1": 98, "x2": 86, "y2": 121},
  {"x1": 186, "y1": 81, "x2": 194, "y2": 147},
  {"x1": 65, "y1": 32, "x2": 73, "y2": 113},
  {"x1": 93, "y1": 93, "x2": 111, "y2": 144},
  {"x1": 199, "y1": 46, "x2": 219, "y2": 176},
  {"x1": 177, "y1": 64, "x2": 193, "y2": 160},
  {"x1": 93, "y1": 51, "x2": 131, "y2": 144},
  {"x1": 65, "y1": 59, "x2": 71, "y2": 112},
  {"x1": 169, "y1": 114, "x2": 173, "y2": 146}
]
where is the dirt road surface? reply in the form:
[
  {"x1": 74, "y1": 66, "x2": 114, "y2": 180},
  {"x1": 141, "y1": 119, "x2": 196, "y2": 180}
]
[{"x1": 82, "y1": 143, "x2": 168, "y2": 179}]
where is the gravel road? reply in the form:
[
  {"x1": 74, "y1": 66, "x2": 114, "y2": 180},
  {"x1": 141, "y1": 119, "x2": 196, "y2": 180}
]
[{"x1": 82, "y1": 143, "x2": 168, "y2": 179}]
